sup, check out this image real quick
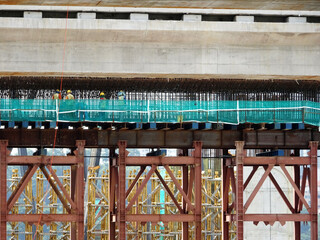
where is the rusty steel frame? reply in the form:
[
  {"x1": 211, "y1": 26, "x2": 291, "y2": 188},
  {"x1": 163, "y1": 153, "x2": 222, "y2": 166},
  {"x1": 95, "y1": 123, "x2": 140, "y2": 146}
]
[
  {"x1": 0, "y1": 140, "x2": 85, "y2": 240},
  {"x1": 222, "y1": 141, "x2": 318, "y2": 240},
  {"x1": 108, "y1": 140, "x2": 203, "y2": 240}
]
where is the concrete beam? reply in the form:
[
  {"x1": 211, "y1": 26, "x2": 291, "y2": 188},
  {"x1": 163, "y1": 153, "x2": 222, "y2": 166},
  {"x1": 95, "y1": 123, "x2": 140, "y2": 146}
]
[
  {"x1": 0, "y1": 18, "x2": 319, "y2": 79},
  {"x1": 1, "y1": 5, "x2": 320, "y2": 17}
]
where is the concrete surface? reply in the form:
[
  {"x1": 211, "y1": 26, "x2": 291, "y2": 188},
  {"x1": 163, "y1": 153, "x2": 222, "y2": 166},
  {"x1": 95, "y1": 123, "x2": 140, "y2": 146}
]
[
  {"x1": 244, "y1": 166, "x2": 294, "y2": 240},
  {"x1": 0, "y1": 18, "x2": 319, "y2": 80}
]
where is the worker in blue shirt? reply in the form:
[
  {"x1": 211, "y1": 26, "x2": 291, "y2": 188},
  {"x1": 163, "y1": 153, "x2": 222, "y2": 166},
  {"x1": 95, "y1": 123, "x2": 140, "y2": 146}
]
[{"x1": 117, "y1": 90, "x2": 126, "y2": 100}]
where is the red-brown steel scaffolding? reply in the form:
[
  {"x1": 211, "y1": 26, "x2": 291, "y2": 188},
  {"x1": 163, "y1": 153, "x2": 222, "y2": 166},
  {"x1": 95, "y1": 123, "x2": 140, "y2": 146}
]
[
  {"x1": 222, "y1": 141, "x2": 319, "y2": 240},
  {"x1": 109, "y1": 140, "x2": 203, "y2": 240},
  {"x1": 0, "y1": 140, "x2": 85, "y2": 240}
]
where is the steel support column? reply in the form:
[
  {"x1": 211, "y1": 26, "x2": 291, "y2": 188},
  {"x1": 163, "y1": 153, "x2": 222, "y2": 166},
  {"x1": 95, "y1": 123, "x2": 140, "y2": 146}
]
[
  {"x1": 309, "y1": 142, "x2": 318, "y2": 240},
  {"x1": 294, "y1": 149, "x2": 301, "y2": 240},
  {"x1": 0, "y1": 140, "x2": 85, "y2": 239},
  {"x1": 235, "y1": 141, "x2": 244, "y2": 240},
  {"x1": 113, "y1": 141, "x2": 202, "y2": 240},
  {"x1": 109, "y1": 148, "x2": 116, "y2": 240},
  {"x1": 0, "y1": 140, "x2": 8, "y2": 240},
  {"x1": 223, "y1": 141, "x2": 318, "y2": 240},
  {"x1": 194, "y1": 141, "x2": 202, "y2": 239},
  {"x1": 221, "y1": 158, "x2": 230, "y2": 240},
  {"x1": 118, "y1": 141, "x2": 127, "y2": 240},
  {"x1": 182, "y1": 164, "x2": 189, "y2": 240}
]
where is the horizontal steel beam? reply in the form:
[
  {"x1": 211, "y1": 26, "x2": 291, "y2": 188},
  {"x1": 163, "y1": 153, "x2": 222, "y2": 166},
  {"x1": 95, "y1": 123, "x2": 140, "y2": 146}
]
[
  {"x1": 243, "y1": 157, "x2": 311, "y2": 166},
  {"x1": 0, "y1": 129, "x2": 319, "y2": 149},
  {"x1": 7, "y1": 156, "x2": 78, "y2": 165},
  {"x1": 243, "y1": 214, "x2": 311, "y2": 222},
  {"x1": 126, "y1": 214, "x2": 195, "y2": 222},
  {"x1": 126, "y1": 156, "x2": 195, "y2": 166},
  {"x1": 7, "y1": 214, "x2": 78, "y2": 222}
]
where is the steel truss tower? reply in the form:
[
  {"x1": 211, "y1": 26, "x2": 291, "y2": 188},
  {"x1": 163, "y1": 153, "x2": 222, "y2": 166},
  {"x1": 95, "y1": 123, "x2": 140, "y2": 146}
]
[
  {"x1": 222, "y1": 141, "x2": 318, "y2": 240},
  {"x1": 109, "y1": 140, "x2": 203, "y2": 240},
  {"x1": 0, "y1": 140, "x2": 85, "y2": 240}
]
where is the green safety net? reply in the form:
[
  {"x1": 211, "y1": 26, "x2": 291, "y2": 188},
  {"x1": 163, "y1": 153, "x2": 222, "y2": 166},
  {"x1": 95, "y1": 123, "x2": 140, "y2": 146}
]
[{"x1": 0, "y1": 99, "x2": 319, "y2": 126}]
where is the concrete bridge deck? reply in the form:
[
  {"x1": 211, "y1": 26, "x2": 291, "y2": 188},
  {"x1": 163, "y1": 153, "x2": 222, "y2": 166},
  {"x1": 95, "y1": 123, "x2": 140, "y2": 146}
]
[{"x1": 0, "y1": 4, "x2": 319, "y2": 80}]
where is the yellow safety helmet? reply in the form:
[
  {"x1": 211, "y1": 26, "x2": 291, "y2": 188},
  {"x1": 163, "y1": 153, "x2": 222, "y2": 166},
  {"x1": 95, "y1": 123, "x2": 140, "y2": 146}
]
[
  {"x1": 67, "y1": 90, "x2": 72, "y2": 94},
  {"x1": 100, "y1": 92, "x2": 105, "y2": 96},
  {"x1": 56, "y1": 89, "x2": 60, "y2": 93}
]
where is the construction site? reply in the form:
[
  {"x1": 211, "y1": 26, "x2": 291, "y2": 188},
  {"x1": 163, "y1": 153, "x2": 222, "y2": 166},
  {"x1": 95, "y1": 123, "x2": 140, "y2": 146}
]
[{"x1": 0, "y1": 1, "x2": 319, "y2": 240}]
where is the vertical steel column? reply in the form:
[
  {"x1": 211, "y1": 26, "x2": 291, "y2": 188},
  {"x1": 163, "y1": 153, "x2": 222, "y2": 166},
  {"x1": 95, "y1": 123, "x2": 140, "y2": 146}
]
[
  {"x1": 194, "y1": 141, "x2": 202, "y2": 239},
  {"x1": 294, "y1": 149, "x2": 301, "y2": 240},
  {"x1": 109, "y1": 148, "x2": 116, "y2": 240},
  {"x1": 75, "y1": 140, "x2": 85, "y2": 240},
  {"x1": 70, "y1": 164, "x2": 77, "y2": 240},
  {"x1": 0, "y1": 140, "x2": 8, "y2": 240},
  {"x1": 182, "y1": 164, "x2": 189, "y2": 240},
  {"x1": 118, "y1": 141, "x2": 127, "y2": 240},
  {"x1": 221, "y1": 158, "x2": 229, "y2": 240},
  {"x1": 235, "y1": 141, "x2": 244, "y2": 240},
  {"x1": 309, "y1": 141, "x2": 318, "y2": 240}
]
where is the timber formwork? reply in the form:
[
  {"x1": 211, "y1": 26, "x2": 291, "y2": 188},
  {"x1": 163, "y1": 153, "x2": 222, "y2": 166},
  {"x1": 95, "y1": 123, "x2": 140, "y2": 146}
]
[
  {"x1": 0, "y1": 140, "x2": 85, "y2": 240},
  {"x1": 222, "y1": 141, "x2": 319, "y2": 240},
  {"x1": 109, "y1": 140, "x2": 203, "y2": 240}
]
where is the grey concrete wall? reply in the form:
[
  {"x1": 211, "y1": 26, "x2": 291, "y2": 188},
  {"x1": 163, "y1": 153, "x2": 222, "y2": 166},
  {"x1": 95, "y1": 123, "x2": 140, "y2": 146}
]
[
  {"x1": 244, "y1": 166, "x2": 294, "y2": 240},
  {"x1": 0, "y1": 17, "x2": 319, "y2": 79}
]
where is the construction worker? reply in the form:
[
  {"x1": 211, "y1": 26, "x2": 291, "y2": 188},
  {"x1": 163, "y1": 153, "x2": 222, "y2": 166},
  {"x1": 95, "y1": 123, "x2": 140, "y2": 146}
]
[
  {"x1": 99, "y1": 92, "x2": 107, "y2": 120},
  {"x1": 52, "y1": 89, "x2": 62, "y2": 99},
  {"x1": 64, "y1": 90, "x2": 74, "y2": 100},
  {"x1": 100, "y1": 92, "x2": 106, "y2": 100},
  {"x1": 117, "y1": 90, "x2": 126, "y2": 100}
]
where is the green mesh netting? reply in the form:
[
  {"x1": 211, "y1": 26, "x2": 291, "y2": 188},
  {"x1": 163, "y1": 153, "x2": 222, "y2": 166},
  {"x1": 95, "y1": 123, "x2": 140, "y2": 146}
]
[{"x1": 0, "y1": 99, "x2": 319, "y2": 126}]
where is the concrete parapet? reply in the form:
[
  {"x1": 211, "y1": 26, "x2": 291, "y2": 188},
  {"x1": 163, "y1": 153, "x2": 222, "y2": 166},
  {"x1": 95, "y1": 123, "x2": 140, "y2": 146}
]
[
  {"x1": 77, "y1": 12, "x2": 96, "y2": 19},
  {"x1": 183, "y1": 14, "x2": 202, "y2": 22},
  {"x1": 286, "y1": 16, "x2": 307, "y2": 23},
  {"x1": 234, "y1": 15, "x2": 254, "y2": 22},
  {"x1": 130, "y1": 13, "x2": 149, "y2": 21},
  {"x1": 23, "y1": 11, "x2": 42, "y2": 18}
]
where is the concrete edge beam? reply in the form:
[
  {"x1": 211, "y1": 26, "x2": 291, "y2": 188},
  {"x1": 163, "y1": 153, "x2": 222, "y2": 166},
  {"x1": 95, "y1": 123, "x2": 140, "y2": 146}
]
[
  {"x1": 183, "y1": 14, "x2": 202, "y2": 22},
  {"x1": 234, "y1": 15, "x2": 254, "y2": 22},
  {"x1": 23, "y1": 11, "x2": 42, "y2": 18},
  {"x1": 286, "y1": 16, "x2": 307, "y2": 23},
  {"x1": 2, "y1": 5, "x2": 320, "y2": 17},
  {"x1": 130, "y1": 13, "x2": 149, "y2": 21},
  {"x1": 77, "y1": 12, "x2": 96, "y2": 19}
]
